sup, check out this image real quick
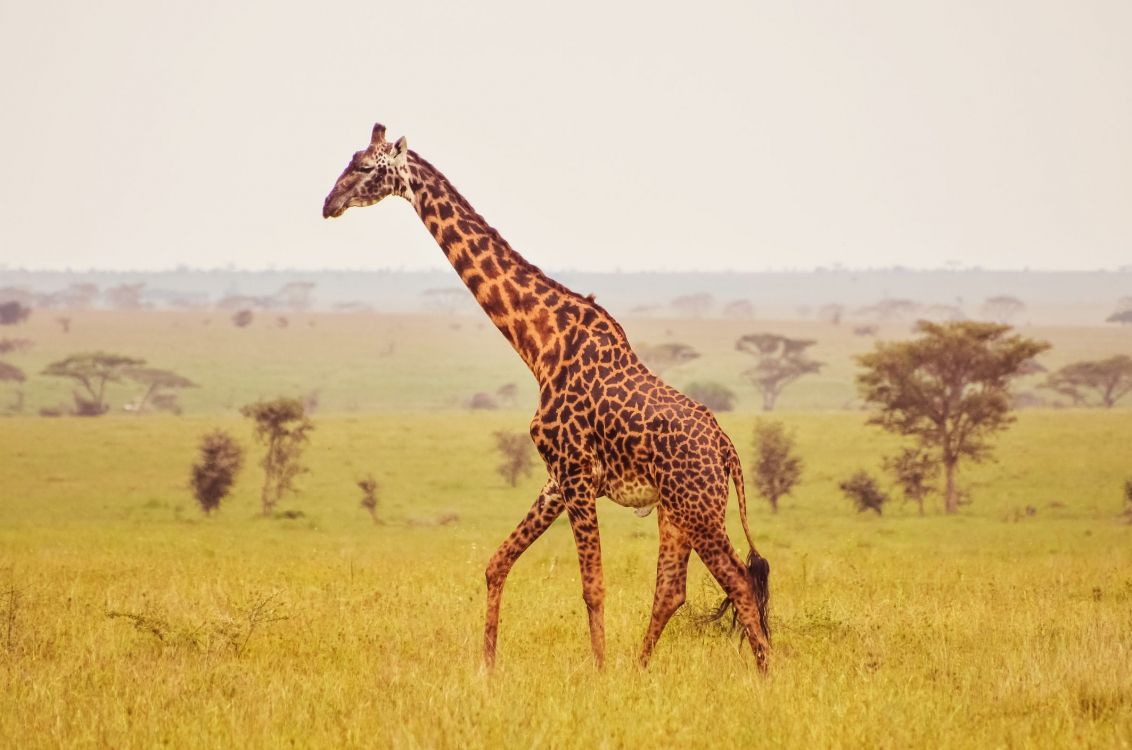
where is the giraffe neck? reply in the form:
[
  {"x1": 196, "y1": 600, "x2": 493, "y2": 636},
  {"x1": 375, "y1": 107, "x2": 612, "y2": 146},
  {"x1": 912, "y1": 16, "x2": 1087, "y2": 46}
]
[{"x1": 406, "y1": 152, "x2": 610, "y2": 379}]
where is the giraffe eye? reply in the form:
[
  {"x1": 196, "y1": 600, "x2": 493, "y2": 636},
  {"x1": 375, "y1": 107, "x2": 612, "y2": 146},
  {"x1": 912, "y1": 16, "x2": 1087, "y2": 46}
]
[{"x1": 356, "y1": 165, "x2": 375, "y2": 173}]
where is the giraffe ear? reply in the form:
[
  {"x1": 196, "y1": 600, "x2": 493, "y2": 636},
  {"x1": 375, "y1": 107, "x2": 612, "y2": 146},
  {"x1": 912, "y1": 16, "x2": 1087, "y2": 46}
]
[
  {"x1": 371, "y1": 123, "x2": 387, "y2": 145},
  {"x1": 394, "y1": 136, "x2": 408, "y2": 156}
]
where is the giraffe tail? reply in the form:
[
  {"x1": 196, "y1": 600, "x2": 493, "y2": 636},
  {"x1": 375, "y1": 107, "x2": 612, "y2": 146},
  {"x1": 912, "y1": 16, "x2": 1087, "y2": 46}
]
[{"x1": 705, "y1": 442, "x2": 771, "y2": 643}]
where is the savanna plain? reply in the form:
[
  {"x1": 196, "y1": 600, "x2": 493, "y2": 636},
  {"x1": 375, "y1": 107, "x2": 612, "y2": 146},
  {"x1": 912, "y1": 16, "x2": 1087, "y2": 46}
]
[{"x1": 1, "y1": 310, "x2": 1130, "y2": 748}]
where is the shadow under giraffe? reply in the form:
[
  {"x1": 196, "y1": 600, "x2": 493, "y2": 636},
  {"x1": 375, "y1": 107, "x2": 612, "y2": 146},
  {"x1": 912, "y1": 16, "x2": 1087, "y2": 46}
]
[{"x1": 323, "y1": 123, "x2": 770, "y2": 671}]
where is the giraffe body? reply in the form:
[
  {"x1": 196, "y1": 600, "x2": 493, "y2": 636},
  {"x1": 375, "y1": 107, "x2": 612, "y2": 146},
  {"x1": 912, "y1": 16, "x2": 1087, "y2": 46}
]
[{"x1": 323, "y1": 124, "x2": 770, "y2": 670}]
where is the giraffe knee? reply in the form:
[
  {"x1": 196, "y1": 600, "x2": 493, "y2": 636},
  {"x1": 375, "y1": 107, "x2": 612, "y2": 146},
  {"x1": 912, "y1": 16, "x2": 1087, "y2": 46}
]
[
  {"x1": 485, "y1": 557, "x2": 510, "y2": 590},
  {"x1": 581, "y1": 582, "x2": 604, "y2": 612}
]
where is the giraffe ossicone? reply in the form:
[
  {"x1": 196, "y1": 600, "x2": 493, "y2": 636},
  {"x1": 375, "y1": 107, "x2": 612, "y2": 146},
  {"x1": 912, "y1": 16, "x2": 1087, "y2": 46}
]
[{"x1": 323, "y1": 122, "x2": 772, "y2": 671}]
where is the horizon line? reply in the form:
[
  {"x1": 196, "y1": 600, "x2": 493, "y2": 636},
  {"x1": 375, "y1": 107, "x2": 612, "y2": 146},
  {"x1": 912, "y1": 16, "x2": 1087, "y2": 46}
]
[{"x1": 2, "y1": 264, "x2": 1131, "y2": 275}]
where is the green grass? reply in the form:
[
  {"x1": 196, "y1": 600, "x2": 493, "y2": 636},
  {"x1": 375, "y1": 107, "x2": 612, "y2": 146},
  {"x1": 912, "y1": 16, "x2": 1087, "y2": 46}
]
[{"x1": 2, "y1": 410, "x2": 1130, "y2": 747}]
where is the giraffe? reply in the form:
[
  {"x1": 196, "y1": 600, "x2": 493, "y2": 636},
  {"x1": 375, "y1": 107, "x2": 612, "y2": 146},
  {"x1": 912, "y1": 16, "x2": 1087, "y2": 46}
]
[{"x1": 323, "y1": 123, "x2": 771, "y2": 671}]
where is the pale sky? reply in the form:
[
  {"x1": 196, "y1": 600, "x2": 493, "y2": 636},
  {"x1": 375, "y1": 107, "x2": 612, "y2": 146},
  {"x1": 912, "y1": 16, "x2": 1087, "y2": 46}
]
[{"x1": 1, "y1": 1, "x2": 1130, "y2": 272}]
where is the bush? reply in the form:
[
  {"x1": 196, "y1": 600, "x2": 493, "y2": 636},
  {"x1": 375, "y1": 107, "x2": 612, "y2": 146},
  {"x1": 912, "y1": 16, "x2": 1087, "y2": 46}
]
[
  {"x1": 240, "y1": 397, "x2": 313, "y2": 516},
  {"x1": 839, "y1": 471, "x2": 887, "y2": 515},
  {"x1": 751, "y1": 420, "x2": 803, "y2": 513},
  {"x1": 190, "y1": 430, "x2": 244, "y2": 515},
  {"x1": 494, "y1": 430, "x2": 535, "y2": 487},
  {"x1": 232, "y1": 309, "x2": 254, "y2": 328},
  {"x1": 683, "y1": 381, "x2": 736, "y2": 412},
  {"x1": 358, "y1": 474, "x2": 380, "y2": 523},
  {"x1": 884, "y1": 447, "x2": 935, "y2": 515}
]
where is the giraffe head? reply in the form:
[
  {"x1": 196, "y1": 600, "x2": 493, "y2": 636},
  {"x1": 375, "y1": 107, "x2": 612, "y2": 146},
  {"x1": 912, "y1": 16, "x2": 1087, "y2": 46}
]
[{"x1": 322, "y1": 123, "x2": 414, "y2": 218}]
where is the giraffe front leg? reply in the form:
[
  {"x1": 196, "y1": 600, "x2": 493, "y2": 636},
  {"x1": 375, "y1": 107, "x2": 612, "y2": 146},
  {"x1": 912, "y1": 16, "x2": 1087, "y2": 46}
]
[
  {"x1": 639, "y1": 507, "x2": 691, "y2": 667},
  {"x1": 563, "y1": 481, "x2": 605, "y2": 668},
  {"x1": 483, "y1": 479, "x2": 564, "y2": 669}
]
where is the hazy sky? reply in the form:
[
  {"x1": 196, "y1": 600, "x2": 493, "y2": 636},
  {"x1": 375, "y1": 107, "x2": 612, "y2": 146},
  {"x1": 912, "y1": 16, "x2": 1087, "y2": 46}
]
[{"x1": 1, "y1": 1, "x2": 1129, "y2": 272}]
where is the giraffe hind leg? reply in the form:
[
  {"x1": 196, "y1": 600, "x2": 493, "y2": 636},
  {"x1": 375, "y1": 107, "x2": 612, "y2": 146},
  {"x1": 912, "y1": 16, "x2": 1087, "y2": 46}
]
[
  {"x1": 483, "y1": 479, "x2": 564, "y2": 669},
  {"x1": 695, "y1": 535, "x2": 771, "y2": 672}
]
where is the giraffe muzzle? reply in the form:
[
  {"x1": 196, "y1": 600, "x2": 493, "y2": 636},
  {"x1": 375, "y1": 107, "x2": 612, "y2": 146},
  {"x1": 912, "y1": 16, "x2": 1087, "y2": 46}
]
[{"x1": 322, "y1": 195, "x2": 345, "y2": 219}]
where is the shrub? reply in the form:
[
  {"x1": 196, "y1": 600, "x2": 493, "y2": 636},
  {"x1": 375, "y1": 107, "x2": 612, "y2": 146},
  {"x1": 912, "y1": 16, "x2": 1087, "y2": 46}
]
[
  {"x1": 358, "y1": 474, "x2": 380, "y2": 523},
  {"x1": 190, "y1": 430, "x2": 244, "y2": 515},
  {"x1": 884, "y1": 447, "x2": 935, "y2": 515},
  {"x1": 839, "y1": 471, "x2": 887, "y2": 515},
  {"x1": 494, "y1": 430, "x2": 535, "y2": 487},
  {"x1": 751, "y1": 420, "x2": 803, "y2": 513},
  {"x1": 232, "y1": 309, "x2": 254, "y2": 328}
]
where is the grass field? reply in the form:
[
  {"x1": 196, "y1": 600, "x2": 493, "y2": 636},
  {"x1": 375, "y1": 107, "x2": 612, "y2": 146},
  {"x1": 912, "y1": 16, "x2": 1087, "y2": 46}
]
[
  {"x1": 2, "y1": 310, "x2": 1131, "y2": 414},
  {"x1": 2, "y1": 410, "x2": 1130, "y2": 748}
]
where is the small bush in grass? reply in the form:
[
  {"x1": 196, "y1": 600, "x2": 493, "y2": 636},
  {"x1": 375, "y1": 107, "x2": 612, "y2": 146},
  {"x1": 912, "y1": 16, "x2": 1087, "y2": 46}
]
[
  {"x1": 884, "y1": 447, "x2": 935, "y2": 515},
  {"x1": 751, "y1": 420, "x2": 802, "y2": 513},
  {"x1": 358, "y1": 474, "x2": 380, "y2": 523},
  {"x1": 839, "y1": 470, "x2": 887, "y2": 515},
  {"x1": 190, "y1": 430, "x2": 244, "y2": 515},
  {"x1": 1123, "y1": 480, "x2": 1132, "y2": 524},
  {"x1": 494, "y1": 430, "x2": 534, "y2": 487}
]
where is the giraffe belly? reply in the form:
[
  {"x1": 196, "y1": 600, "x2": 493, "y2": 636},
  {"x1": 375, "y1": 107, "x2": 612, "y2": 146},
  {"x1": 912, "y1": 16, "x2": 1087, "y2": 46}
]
[{"x1": 594, "y1": 463, "x2": 660, "y2": 514}]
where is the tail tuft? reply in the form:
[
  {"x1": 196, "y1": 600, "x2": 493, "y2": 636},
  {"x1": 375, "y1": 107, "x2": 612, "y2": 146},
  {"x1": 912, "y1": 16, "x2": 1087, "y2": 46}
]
[
  {"x1": 704, "y1": 550, "x2": 771, "y2": 644},
  {"x1": 747, "y1": 550, "x2": 771, "y2": 642}
]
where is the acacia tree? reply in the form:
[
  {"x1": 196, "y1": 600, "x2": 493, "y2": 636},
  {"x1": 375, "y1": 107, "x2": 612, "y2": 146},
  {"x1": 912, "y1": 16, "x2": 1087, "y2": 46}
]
[
  {"x1": 1042, "y1": 356, "x2": 1132, "y2": 408},
  {"x1": 42, "y1": 352, "x2": 146, "y2": 415},
  {"x1": 124, "y1": 367, "x2": 196, "y2": 413},
  {"x1": 751, "y1": 420, "x2": 803, "y2": 513},
  {"x1": 857, "y1": 321, "x2": 1049, "y2": 513},
  {"x1": 0, "y1": 362, "x2": 26, "y2": 413},
  {"x1": 736, "y1": 333, "x2": 823, "y2": 411},
  {"x1": 241, "y1": 397, "x2": 314, "y2": 516}
]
